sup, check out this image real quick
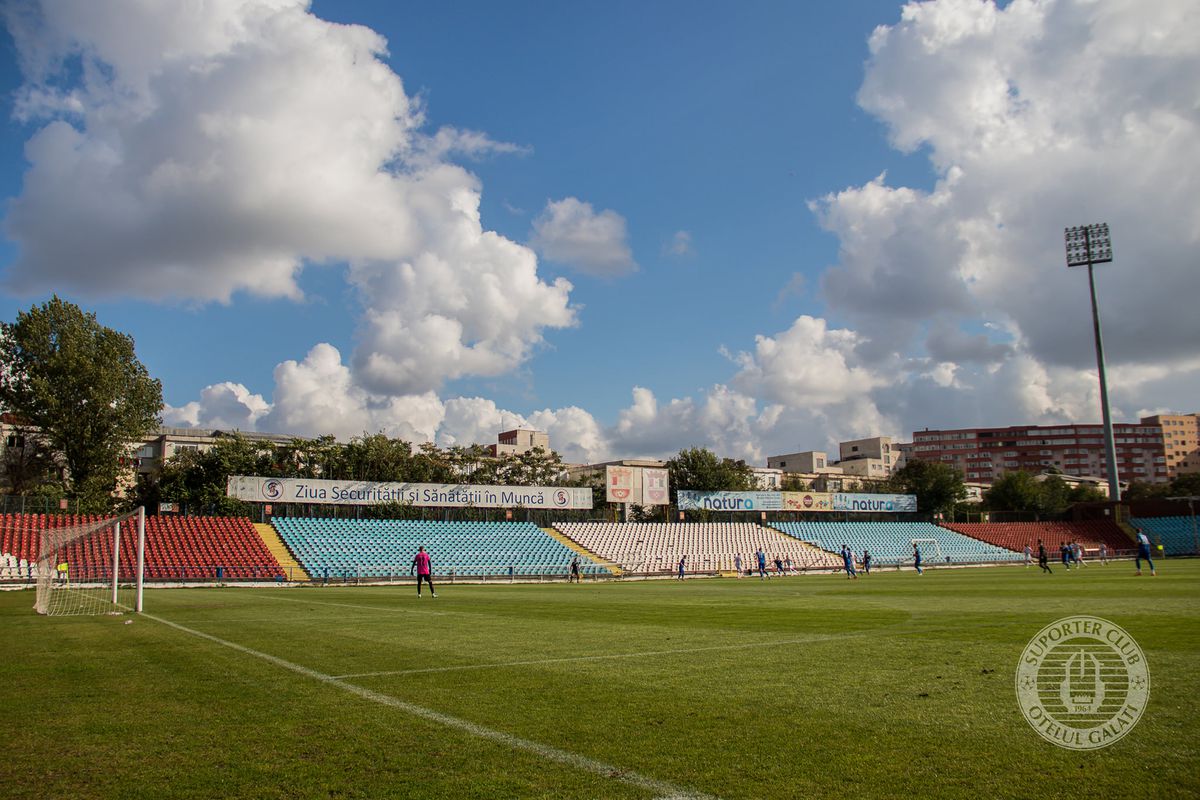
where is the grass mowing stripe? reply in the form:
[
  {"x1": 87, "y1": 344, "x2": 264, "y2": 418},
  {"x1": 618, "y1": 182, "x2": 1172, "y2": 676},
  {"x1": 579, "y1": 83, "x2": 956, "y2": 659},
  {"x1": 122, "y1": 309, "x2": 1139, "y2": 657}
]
[
  {"x1": 141, "y1": 611, "x2": 720, "y2": 800},
  {"x1": 332, "y1": 631, "x2": 891, "y2": 678},
  {"x1": 330, "y1": 618, "x2": 1020, "y2": 679},
  {"x1": 248, "y1": 591, "x2": 458, "y2": 616}
]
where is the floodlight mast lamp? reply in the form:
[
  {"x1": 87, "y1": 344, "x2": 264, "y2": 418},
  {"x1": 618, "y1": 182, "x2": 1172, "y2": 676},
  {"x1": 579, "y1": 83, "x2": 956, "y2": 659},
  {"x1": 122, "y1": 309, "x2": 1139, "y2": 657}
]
[{"x1": 1065, "y1": 223, "x2": 1121, "y2": 501}]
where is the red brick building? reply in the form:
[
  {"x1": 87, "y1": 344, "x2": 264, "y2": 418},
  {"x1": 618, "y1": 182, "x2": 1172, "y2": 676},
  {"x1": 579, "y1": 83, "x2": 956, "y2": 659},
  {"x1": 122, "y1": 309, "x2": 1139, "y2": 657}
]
[{"x1": 910, "y1": 420, "x2": 1171, "y2": 485}]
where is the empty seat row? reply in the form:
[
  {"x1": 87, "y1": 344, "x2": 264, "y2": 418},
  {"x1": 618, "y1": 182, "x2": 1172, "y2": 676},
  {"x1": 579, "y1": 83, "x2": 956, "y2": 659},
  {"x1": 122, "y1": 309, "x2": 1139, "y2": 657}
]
[
  {"x1": 552, "y1": 522, "x2": 842, "y2": 572},
  {"x1": 1130, "y1": 517, "x2": 1199, "y2": 556},
  {"x1": 271, "y1": 518, "x2": 610, "y2": 577},
  {"x1": 938, "y1": 521, "x2": 1133, "y2": 555},
  {"x1": 772, "y1": 521, "x2": 1022, "y2": 564},
  {"x1": 0, "y1": 514, "x2": 284, "y2": 581}
]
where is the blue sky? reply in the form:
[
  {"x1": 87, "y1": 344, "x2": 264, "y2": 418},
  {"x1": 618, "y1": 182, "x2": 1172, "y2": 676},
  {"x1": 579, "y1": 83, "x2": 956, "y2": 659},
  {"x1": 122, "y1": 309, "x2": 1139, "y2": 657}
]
[{"x1": 1, "y1": 0, "x2": 1196, "y2": 463}]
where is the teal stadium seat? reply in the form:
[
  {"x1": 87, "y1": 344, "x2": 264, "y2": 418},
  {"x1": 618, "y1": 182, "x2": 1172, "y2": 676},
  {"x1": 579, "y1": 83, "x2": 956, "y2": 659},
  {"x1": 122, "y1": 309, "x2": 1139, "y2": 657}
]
[
  {"x1": 1131, "y1": 517, "x2": 1199, "y2": 556},
  {"x1": 271, "y1": 518, "x2": 611, "y2": 577},
  {"x1": 771, "y1": 521, "x2": 1023, "y2": 565}
]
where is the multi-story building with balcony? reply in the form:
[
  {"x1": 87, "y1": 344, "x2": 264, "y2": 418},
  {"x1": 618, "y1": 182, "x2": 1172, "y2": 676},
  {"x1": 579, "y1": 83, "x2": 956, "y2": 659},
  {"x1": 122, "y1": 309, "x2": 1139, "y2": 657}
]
[{"x1": 910, "y1": 420, "x2": 1172, "y2": 485}]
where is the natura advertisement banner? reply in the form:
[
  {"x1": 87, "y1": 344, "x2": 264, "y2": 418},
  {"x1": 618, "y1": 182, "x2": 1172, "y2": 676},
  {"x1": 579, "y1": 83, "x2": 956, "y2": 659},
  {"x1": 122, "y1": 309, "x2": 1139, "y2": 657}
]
[{"x1": 678, "y1": 489, "x2": 915, "y2": 513}]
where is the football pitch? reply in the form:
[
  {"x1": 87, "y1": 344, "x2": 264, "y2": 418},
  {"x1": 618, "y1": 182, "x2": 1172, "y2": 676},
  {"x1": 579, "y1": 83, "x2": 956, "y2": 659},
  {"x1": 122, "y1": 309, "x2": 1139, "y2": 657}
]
[{"x1": 3, "y1": 562, "x2": 1198, "y2": 799}]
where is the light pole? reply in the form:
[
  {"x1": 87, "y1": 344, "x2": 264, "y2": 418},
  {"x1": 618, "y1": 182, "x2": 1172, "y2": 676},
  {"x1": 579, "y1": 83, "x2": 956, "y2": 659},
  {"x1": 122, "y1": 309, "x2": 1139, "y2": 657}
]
[{"x1": 1065, "y1": 223, "x2": 1120, "y2": 501}]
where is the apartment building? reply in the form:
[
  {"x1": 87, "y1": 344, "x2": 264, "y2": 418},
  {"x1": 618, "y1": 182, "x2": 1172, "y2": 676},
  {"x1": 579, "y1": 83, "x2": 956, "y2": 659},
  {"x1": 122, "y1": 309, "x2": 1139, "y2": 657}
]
[{"x1": 910, "y1": 421, "x2": 1169, "y2": 484}]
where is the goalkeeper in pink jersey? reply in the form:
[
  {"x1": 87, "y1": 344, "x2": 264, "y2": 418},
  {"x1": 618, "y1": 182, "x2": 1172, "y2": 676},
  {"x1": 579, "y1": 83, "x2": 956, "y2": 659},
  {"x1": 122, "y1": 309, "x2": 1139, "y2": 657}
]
[{"x1": 411, "y1": 546, "x2": 437, "y2": 598}]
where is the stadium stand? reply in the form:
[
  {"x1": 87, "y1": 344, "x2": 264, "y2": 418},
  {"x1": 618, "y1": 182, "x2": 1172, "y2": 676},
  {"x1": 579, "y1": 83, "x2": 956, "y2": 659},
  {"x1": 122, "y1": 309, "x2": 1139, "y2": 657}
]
[
  {"x1": 552, "y1": 522, "x2": 842, "y2": 573},
  {"x1": 1131, "y1": 517, "x2": 1199, "y2": 556},
  {"x1": 772, "y1": 521, "x2": 1022, "y2": 565},
  {"x1": 271, "y1": 518, "x2": 609, "y2": 578},
  {"x1": 938, "y1": 521, "x2": 1132, "y2": 555},
  {"x1": 0, "y1": 513, "x2": 284, "y2": 581}
]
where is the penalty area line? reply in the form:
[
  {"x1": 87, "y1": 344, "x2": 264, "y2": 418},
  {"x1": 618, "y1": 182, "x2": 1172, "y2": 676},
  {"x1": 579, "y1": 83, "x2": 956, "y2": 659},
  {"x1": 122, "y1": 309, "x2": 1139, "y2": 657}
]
[{"x1": 141, "y1": 612, "x2": 718, "y2": 800}]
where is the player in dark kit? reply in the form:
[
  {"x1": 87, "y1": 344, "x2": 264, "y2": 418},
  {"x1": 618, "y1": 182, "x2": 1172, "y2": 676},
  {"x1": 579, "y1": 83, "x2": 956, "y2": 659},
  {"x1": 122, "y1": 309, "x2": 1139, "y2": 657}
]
[{"x1": 1037, "y1": 539, "x2": 1052, "y2": 574}]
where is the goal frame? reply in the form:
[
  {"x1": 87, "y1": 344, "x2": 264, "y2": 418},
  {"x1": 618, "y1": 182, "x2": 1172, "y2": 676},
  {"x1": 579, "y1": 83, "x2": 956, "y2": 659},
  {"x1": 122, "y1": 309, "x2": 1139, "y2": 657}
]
[
  {"x1": 35, "y1": 507, "x2": 146, "y2": 615},
  {"x1": 910, "y1": 537, "x2": 944, "y2": 564}
]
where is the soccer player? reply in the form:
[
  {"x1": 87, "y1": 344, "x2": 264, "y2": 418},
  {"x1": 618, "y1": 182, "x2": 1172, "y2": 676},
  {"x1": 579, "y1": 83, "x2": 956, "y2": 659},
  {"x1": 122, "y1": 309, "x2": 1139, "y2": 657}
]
[
  {"x1": 411, "y1": 546, "x2": 436, "y2": 597},
  {"x1": 756, "y1": 548, "x2": 768, "y2": 580},
  {"x1": 1060, "y1": 542, "x2": 1072, "y2": 570},
  {"x1": 734, "y1": 553, "x2": 743, "y2": 578},
  {"x1": 1074, "y1": 541, "x2": 1088, "y2": 568},
  {"x1": 1037, "y1": 539, "x2": 1052, "y2": 574},
  {"x1": 1099, "y1": 542, "x2": 1109, "y2": 564},
  {"x1": 862, "y1": 549, "x2": 872, "y2": 575},
  {"x1": 1134, "y1": 528, "x2": 1156, "y2": 576},
  {"x1": 1023, "y1": 544, "x2": 1032, "y2": 567},
  {"x1": 677, "y1": 555, "x2": 687, "y2": 581},
  {"x1": 570, "y1": 556, "x2": 581, "y2": 583},
  {"x1": 913, "y1": 543, "x2": 923, "y2": 575},
  {"x1": 841, "y1": 545, "x2": 858, "y2": 579}
]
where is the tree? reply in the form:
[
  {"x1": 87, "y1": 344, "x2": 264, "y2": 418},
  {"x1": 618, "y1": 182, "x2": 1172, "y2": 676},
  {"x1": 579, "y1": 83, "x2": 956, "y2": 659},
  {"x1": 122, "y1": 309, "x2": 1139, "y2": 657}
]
[
  {"x1": 780, "y1": 473, "x2": 810, "y2": 492},
  {"x1": 340, "y1": 434, "x2": 416, "y2": 482},
  {"x1": 1066, "y1": 482, "x2": 1107, "y2": 504},
  {"x1": 1169, "y1": 473, "x2": 1200, "y2": 497},
  {"x1": 1037, "y1": 474, "x2": 1072, "y2": 516},
  {"x1": 498, "y1": 446, "x2": 565, "y2": 486},
  {"x1": 885, "y1": 459, "x2": 966, "y2": 517},
  {"x1": 982, "y1": 471, "x2": 1045, "y2": 515},
  {"x1": 0, "y1": 298, "x2": 163, "y2": 508},
  {"x1": 277, "y1": 435, "x2": 341, "y2": 479},
  {"x1": 984, "y1": 472, "x2": 1116, "y2": 517},
  {"x1": 155, "y1": 435, "x2": 280, "y2": 516},
  {"x1": 1123, "y1": 480, "x2": 1171, "y2": 502},
  {"x1": 666, "y1": 448, "x2": 755, "y2": 496},
  {"x1": 0, "y1": 425, "x2": 62, "y2": 495}
]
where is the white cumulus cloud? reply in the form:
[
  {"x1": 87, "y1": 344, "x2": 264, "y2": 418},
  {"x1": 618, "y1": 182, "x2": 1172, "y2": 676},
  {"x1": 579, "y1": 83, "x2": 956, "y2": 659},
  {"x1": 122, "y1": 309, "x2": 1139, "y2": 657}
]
[
  {"x1": 3, "y1": 0, "x2": 575, "y2": 398},
  {"x1": 530, "y1": 197, "x2": 638, "y2": 277},
  {"x1": 805, "y1": 0, "x2": 1200, "y2": 436},
  {"x1": 162, "y1": 382, "x2": 269, "y2": 431}
]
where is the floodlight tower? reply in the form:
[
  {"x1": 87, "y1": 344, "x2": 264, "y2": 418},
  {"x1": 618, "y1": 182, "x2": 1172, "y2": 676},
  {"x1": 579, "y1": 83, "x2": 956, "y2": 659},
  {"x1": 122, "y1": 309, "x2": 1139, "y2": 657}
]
[{"x1": 1065, "y1": 223, "x2": 1120, "y2": 501}]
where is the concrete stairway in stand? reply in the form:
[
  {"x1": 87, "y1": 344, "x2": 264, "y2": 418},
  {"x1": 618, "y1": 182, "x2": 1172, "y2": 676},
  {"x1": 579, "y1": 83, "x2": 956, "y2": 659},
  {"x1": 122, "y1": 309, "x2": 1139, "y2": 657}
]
[
  {"x1": 254, "y1": 522, "x2": 310, "y2": 581},
  {"x1": 542, "y1": 527, "x2": 622, "y2": 575}
]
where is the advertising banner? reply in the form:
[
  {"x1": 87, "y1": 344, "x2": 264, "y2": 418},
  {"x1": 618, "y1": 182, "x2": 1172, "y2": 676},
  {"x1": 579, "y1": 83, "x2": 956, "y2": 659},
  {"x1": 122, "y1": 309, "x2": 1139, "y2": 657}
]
[
  {"x1": 675, "y1": 490, "x2": 916, "y2": 513},
  {"x1": 831, "y1": 493, "x2": 917, "y2": 513},
  {"x1": 781, "y1": 492, "x2": 834, "y2": 512},
  {"x1": 227, "y1": 476, "x2": 593, "y2": 510},
  {"x1": 606, "y1": 466, "x2": 638, "y2": 504},
  {"x1": 676, "y1": 490, "x2": 783, "y2": 511},
  {"x1": 605, "y1": 466, "x2": 671, "y2": 505},
  {"x1": 641, "y1": 468, "x2": 670, "y2": 506}
]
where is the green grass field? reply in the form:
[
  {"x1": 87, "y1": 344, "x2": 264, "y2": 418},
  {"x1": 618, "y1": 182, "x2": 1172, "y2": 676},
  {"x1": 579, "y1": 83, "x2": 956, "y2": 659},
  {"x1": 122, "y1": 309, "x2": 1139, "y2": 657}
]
[{"x1": 3, "y1": 561, "x2": 1198, "y2": 799}]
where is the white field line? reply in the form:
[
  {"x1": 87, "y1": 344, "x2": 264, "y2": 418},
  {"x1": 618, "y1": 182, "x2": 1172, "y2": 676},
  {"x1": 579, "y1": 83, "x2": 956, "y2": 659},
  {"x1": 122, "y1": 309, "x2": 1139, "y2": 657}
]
[{"x1": 142, "y1": 612, "x2": 718, "y2": 800}]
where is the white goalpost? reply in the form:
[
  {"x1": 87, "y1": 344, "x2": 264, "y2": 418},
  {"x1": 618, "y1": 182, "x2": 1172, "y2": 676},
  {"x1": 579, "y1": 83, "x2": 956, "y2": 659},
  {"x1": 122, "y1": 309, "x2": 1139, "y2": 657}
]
[
  {"x1": 911, "y1": 538, "x2": 945, "y2": 565},
  {"x1": 34, "y1": 507, "x2": 145, "y2": 616}
]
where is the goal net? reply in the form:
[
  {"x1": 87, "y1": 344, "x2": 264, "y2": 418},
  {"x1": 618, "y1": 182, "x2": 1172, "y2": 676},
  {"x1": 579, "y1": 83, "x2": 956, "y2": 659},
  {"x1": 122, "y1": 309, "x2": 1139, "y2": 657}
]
[
  {"x1": 35, "y1": 508, "x2": 145, "y2": 616},
  {"x1": 911, "y1": 538, "x2": 945, "y2": 565}
]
